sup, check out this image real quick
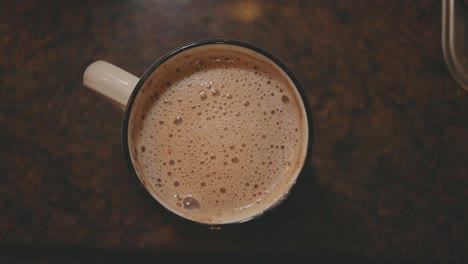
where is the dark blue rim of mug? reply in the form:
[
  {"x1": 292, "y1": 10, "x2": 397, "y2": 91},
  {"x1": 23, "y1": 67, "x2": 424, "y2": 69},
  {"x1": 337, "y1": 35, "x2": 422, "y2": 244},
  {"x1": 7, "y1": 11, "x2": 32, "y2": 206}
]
[{"x1": 121, "y1": 39, "x2": 314, "y2": 225}]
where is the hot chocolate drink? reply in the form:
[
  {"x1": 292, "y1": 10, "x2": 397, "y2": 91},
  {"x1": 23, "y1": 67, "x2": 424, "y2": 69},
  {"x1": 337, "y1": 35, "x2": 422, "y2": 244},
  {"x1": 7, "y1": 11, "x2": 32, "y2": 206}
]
[{"x1": 127, "y1": 44, "x2": 309, "y2": 224}]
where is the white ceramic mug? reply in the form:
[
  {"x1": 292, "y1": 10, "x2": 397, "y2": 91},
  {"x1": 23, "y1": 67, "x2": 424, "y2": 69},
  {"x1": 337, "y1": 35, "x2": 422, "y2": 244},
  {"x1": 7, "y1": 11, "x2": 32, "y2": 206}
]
[{"x1": 83, "y1": 39, "x2": 313, "y2": 225}]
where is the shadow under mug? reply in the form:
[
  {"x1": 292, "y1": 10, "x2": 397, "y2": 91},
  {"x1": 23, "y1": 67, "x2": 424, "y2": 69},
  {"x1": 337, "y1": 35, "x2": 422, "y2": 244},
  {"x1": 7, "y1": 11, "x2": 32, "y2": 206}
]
[{"x1": 83, "y1": 39, "x2": 314, "y2": 225}]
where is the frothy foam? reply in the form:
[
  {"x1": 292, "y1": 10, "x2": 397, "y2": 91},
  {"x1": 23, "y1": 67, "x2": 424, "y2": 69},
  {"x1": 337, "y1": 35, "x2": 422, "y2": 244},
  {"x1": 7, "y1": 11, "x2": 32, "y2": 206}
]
[{"x1": 128, "y1": 44, "x2": 308, "y2": 224}]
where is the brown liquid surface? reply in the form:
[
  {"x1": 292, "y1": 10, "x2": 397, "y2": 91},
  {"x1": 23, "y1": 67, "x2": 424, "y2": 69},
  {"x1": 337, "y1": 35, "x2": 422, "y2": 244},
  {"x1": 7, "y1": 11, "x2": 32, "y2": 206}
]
[{"x1": 129, "y1": 45, "x2": 307, "y2": 224}]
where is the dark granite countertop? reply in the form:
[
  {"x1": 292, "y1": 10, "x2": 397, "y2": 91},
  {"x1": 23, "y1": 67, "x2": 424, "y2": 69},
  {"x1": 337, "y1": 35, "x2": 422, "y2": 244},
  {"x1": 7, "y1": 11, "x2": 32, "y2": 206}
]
[{"x1": 1, "y1": 0, "x2": 467, "y2": 262}]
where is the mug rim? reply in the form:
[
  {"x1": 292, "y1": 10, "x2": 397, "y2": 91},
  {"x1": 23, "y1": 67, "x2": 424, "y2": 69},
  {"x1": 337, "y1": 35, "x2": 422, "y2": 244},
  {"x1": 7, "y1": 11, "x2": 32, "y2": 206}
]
[{"x1": 121, "y1": 39, "x2": 314, "y2": 225}]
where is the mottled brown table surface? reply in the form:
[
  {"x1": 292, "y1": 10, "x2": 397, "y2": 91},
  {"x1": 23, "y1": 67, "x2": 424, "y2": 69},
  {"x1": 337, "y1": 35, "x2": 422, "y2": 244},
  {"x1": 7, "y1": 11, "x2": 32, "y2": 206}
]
[{"x1": 1, "y1": 0, "x2": 467, "y2": 262}]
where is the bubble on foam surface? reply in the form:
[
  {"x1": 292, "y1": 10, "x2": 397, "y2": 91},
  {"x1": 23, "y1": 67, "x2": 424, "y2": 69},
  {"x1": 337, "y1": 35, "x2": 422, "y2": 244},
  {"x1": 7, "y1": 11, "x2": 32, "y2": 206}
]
[
  {"x1": 200, "y1": 92, "x2": 207, "y2": 100},
  {"x1": 182, "y1": 196, "x2": 201, "y2": 210},
  {"x1": 174, "y1": 116, "x2": 183, "y2": 125},
  {"x1": 130, "y1": 46, "x2": 305, "y2": 224},
  {"x1": 211, "y1": 89, "x2": 220, "y2": 96}
]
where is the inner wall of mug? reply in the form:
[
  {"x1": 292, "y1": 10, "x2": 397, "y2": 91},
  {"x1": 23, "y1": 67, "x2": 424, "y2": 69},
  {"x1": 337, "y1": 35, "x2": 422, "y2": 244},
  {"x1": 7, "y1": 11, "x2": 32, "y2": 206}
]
[{"x1": 126, "y1": 42, "x2": 309, "y2": 224}]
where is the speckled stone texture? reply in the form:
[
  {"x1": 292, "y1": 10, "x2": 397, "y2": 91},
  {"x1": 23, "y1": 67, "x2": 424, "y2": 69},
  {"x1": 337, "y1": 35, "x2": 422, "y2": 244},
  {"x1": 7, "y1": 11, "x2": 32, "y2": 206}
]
[{"x1": 1, "y1": 0, "x2": 467, "y2": 262}]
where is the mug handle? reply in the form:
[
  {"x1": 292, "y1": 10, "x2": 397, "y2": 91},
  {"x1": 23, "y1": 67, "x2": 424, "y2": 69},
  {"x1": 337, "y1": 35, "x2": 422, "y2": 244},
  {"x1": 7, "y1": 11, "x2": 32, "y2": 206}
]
[{"x1": 83, "y1": 61, "x2": 139, "y2": 107}]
